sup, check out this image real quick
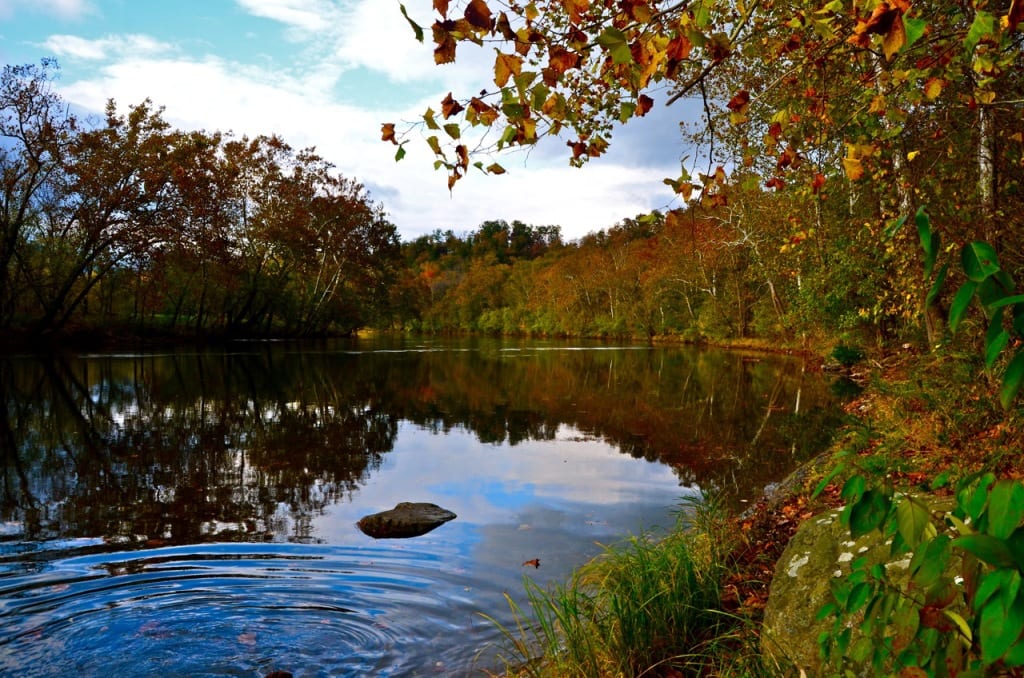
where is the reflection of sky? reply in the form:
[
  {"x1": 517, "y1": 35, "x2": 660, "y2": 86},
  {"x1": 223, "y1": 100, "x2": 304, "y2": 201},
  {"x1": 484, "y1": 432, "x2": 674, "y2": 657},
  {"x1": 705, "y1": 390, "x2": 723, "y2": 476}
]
[{"x1": 314, "y1": 421, "x2": 696, "y2": 587}]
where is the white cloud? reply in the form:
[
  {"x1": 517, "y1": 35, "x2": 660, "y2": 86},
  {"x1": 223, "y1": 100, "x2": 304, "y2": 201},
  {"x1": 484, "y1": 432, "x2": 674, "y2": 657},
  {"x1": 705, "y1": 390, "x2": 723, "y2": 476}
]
[
  {"x1": 234, "y1": 0, "x2": 336, "y2": 33},
  {"x1": 41, "y1": 34, "x2": 173, "y2": 60},
  {"x1": 40, "y1": 1, "x2": 687, "y2": 241}
]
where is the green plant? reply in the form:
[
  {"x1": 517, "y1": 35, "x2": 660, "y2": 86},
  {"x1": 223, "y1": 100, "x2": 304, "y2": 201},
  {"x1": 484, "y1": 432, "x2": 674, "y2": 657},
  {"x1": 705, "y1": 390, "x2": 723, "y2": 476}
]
[
  {"x1": 483, "y1": 496, "x2": 759, "y2": 676},
  {"x1": 916, "y1": 207, "x2": 1024, "y2": 409},
  {"x1": 816, "y1": 471, "x2": 1024, "y2": 676}
]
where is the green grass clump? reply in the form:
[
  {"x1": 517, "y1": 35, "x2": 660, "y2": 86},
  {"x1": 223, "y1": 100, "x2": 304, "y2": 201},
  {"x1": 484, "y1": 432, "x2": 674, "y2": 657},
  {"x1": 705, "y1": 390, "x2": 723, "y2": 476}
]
[{"x1": 485, "y1": 497, "x2": 777, "y2": 677}]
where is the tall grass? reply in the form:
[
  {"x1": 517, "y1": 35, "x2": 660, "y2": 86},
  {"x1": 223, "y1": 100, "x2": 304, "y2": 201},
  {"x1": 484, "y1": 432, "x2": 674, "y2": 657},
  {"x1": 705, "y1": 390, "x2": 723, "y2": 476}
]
[{"x1": 484, "y1": 496, "x2": 774, "y2": 677}]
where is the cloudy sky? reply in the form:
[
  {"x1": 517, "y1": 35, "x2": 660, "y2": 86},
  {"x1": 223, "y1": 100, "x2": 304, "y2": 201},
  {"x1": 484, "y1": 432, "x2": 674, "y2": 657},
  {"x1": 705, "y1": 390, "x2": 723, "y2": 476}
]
[{"x1": 0, "y1": 0, "x2": 698, "y2": 241}]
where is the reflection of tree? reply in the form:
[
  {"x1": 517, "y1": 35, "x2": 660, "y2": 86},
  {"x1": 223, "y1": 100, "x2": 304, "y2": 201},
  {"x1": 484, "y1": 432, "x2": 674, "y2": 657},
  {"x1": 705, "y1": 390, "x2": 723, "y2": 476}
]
[
  {"x1": 0, "y1": 341, "x2": 842, "y2": 544},
  {"x1": 0, "y1": 350, "x2": 397, "y2": 546}
]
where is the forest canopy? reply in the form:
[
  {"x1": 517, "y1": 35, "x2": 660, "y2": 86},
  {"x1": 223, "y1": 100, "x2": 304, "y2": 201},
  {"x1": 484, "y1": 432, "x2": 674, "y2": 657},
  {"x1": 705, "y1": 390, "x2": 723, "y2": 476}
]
[{"x1": 0, "y1": 59, "x2": 400, "y2": 341}]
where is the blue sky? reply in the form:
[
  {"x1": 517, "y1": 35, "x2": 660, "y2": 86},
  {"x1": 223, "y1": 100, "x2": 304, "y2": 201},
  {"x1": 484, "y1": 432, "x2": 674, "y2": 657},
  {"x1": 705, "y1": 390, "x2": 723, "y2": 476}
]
[{"x1": 0, "y1": 0, "x2": 695, "y2": 241}]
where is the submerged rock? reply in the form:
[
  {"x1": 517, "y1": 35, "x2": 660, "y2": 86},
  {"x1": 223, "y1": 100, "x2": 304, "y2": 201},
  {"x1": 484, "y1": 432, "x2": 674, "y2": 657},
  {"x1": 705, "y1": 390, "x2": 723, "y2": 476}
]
[{"x1": 357, "y1": 502, "x2": 457, "y2": 539}]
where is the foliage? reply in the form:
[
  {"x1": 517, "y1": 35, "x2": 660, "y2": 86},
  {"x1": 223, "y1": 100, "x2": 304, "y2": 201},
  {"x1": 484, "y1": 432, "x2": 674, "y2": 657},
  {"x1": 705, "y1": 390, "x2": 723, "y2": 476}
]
[
  {"x1": 818, "y1": 472, "x2": 1024, "y2": 676},
  {"x1": 0, "y1": 60, "x2": 399, "y2": 341}
]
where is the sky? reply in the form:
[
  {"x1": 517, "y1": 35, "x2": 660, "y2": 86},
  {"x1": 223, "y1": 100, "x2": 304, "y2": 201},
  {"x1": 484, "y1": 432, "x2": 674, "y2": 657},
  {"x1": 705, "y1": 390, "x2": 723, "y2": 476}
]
[{"x1": 0, "y1": 0, "x2": 699, "y2": 242}]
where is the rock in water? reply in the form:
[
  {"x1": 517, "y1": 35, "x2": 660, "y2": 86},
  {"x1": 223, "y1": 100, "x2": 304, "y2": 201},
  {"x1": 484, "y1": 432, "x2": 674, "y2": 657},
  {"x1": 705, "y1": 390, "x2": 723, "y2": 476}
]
[{"x1": 357, "y1": 502, "x2": 457, "y2": 539}]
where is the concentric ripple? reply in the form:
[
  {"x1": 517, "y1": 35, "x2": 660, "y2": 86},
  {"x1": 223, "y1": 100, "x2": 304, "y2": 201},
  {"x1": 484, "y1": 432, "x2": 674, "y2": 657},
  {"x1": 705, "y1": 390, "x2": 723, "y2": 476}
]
[{"x1": 0, "y1": 541, "x2": 505, "y2": 677}]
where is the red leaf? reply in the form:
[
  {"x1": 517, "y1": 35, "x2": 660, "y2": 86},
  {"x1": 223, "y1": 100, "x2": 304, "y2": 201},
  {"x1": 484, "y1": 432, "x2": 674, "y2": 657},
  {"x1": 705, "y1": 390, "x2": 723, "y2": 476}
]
[
  {"x1": 464, "y1": 0, "x2": 493, "y2": 29},
  {"x1": 441, "y1": 92, "x2": 465, "y2": 119},
  {"x1": 522, "y1": 558, "x2": 541, "y2": 568}
]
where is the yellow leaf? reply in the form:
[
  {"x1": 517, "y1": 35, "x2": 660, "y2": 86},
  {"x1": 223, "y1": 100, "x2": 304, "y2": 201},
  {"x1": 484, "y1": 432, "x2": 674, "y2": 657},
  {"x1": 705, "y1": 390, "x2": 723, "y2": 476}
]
[
  {"x1": 843, "y1": 156, "x2": 864, "y2": 181},
  {"x1": 882, "y1": 15, "x2": 906, "y2": 60},
  {"x1": 494, "y1": 51, "x2": 522, "y2": 87},
  {"x1": 923, "y1": 77, "x2": 944, "y2": 100},
  {"x1": 907, "y1": 150, "x2": 920, "y2": 161}
]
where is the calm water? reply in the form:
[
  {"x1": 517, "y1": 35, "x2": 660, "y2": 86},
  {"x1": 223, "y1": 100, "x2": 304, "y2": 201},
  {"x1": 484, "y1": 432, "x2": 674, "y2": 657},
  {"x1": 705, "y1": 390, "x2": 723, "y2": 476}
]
[{"x1": 0, "y1": 337, "x2": 842, "y2": 676}]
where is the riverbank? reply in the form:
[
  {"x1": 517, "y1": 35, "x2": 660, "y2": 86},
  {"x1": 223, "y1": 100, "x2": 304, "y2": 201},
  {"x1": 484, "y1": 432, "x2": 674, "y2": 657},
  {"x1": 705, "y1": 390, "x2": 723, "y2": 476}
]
[{"x1": 494, "y1": 345, "x2": 1024, "y2": 675}]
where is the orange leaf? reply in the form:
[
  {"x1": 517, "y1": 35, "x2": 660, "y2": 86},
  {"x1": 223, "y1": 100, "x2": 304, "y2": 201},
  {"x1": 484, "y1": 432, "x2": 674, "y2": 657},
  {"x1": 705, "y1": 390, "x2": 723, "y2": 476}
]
[
  {"x1": 434, "y1": 0, "x2": 449, "y2": 17},
  {"x1": 726, "y1": 90, "x2": 750, "y2": 112},
  {"x1": 562, "y1": 0, "x2": 589, "y2": 24},
  {"x1": 465, "y1": 0, "x2": 493, "y2": 29},
  {"x1": 381, "y1": 123, "x2": 397, "y2": 144},
  {"x1": 636, "y1": 94, "x2": 654, "y2": 116},
  {"x1": 441, "y1": 92, "x2": 465, "y2": 118},
  {"x1": 522, "y1": 558, "x2": 541, "y2": 568}
]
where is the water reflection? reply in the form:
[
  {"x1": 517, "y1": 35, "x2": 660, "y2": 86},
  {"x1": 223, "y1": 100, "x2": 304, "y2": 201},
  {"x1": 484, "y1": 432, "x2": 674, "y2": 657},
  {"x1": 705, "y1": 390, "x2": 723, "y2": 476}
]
[{"x1": 0, "y1": 338, "x2": 842, "y2": 675}]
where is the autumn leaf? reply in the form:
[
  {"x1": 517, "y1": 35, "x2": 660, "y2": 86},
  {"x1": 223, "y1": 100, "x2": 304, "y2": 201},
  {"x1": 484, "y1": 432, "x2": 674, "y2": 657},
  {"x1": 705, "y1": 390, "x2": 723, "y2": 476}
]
[
  {"x1": 636, "y1": 94, "x2": 654, "y2": 116},
  {"x1": 522, "y1": 558, "x2": 541, "y2": 568},
  {"x1": 441, "y1": 92, "x2": 465, "y2": 118},
  {"x1": 494, "y1": 52, "x2": 523, "y2": 88},
  {"x1": 465, "y1": 0, "x2": 493, "y2": 30},
  {"x1": 562, "y1": 0, "x2": 589, "y2": 24},
  {"x1": 468, "y1": 97, "x2": 499, "y2": 126},
  {"x1": 726, "y1": 90, "x2": 750, "y2": 112},
  {"x1": 434, "y1": 0, "x2": 449, "y2": 17},
  {"x1": 842, "y1": 156, "x2": 864, "y2": 181},
  {"x1": 882, "y1": 11, "x2": 906, "y2": 60},
  {"x1": 486, "y1": 163, "x2": 506, "y2": 174},
  {"x1": 381, "y1": 123, "x2": 397, "y2": 144},
  {"x1": 924, "y1": 77, "x2": 944, "y2": 100},
  {"x1": 812, "y1": 172, "x2": 826, "y2": 193}
]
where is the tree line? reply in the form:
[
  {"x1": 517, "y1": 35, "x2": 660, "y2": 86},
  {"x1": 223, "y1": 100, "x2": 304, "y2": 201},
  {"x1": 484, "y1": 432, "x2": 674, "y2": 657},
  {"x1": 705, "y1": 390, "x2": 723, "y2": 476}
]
[{"x1": 1, "y1": 59, "x2": 400, "y2": 344}]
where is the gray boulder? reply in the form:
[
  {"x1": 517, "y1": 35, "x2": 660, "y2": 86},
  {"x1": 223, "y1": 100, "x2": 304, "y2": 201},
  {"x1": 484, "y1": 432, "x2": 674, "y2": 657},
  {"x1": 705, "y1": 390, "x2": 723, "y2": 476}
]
[{"x1": 357, "y1": 502, "x2": 457, "y2": 539}]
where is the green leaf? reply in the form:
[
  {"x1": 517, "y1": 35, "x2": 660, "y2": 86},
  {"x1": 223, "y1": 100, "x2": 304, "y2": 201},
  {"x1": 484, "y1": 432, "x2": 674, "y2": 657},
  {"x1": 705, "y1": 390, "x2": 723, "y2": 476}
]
[
  {"x1": 884, "y1": 213, "x2": 907, "y2": 239},
  {"x1": 980, "y1": 591, "x2": 1024, "y2": 664},
  {"x1": 443, "y1": 123, "x2": 461, "y2": 139},
  {"x1": 926, "y1": 263, "x2": 948, "y2": 309},
  {"x1": 949, "y1": 280, "x2": 979, "y2": 334},
  {"x1": 1000, "y1": 350, "x2": 1024, "y2": 410},
  {"x1": 897, "y1": 497, "x2": 933, "y2": 549},
  {"x1": 989, "y1": 294, "x2": 1024, "y2": 311},
  {"x1": 910, "y1": 534, "x2": 951, "y2": 589},
  {"x1": 849, "y1": 488, "x2": 892, "y2": 538},
  {"x1": 904, "y1": 16, "x2": 928, "y2": 50},
  {"x1": 595, "y1": 27, "x2": 633, "y2": 64},
  {"x1": 988, "y1": 480, "x2": 1024, "y2": 539},
  {"x1": 394, "y1": 144, "x2": 407, "y2": 162},
  {"x1": 953, "y1": 534, "x2": 1017, "y2": 568},
  {"x1": 619, "y1": 101, "x2": 636, "y2": 123},
  {"x1": 399, "y1": 3, "x2": 425, "y2": 42},
  {"x1": 916, "y1": 207, "x2": 936, "y2": 279},
  {"x1": 965, "y1": 10, "x2": 996, "y2": 56},
  {"x1": 962, "y1": 241, "x2": 1001, "y2": 282}
]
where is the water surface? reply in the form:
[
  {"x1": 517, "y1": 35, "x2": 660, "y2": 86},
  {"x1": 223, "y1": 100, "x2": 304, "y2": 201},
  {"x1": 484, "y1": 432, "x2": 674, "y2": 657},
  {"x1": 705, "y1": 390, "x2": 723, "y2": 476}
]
[{"x1": 0, "y1": 337, "x2": 841, "y2": 676}]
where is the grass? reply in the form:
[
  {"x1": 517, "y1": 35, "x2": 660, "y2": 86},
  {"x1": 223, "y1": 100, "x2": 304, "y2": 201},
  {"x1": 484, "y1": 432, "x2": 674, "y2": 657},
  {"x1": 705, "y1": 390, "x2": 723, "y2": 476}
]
[{"x1": 483, "y1": 497, "x2": 779, "y2": 677}]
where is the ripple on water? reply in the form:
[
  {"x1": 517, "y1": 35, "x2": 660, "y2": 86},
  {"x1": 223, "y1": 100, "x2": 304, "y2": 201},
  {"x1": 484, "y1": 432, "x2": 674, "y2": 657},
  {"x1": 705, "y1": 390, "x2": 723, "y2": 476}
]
[{"x1": 0, "y1": 541, "x2": 503, "y2": 677}]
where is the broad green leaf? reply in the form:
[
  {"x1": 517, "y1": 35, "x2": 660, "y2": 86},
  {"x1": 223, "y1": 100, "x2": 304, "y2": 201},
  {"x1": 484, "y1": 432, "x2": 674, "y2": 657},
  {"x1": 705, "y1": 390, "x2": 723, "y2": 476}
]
[
  {"x1": 949, "y1": 280, "x2": 979, "y2": 334},
  {"x1": 1000, "y1": 350, "x2": 1024, "y2": 409},
  {"x1": 965, "y1": 10, "x2": 996, "y2": 56},
  {"x1": 394, "y1": 144, "x2": 406, "y2": 162},
  {"x1": 988, "y1": 480, "x2": 1024, "y2": 539},
  {"x1": 986, "y1": 328, "x2": 1010, "y2": 369},
  {"x1": 981, "y1": 591, "x2": 1024, "y2": 664},
  {"x1": 904, "y1": 16, "x2": 928, "y2": 50},
  {"x1": 896, "y1": 496, "x2": 932, "y2": 548},
  {"x1": 910, "y1": 534, "x2": 951, "y2": 589},
  {"x1": 619, "y1": 101, "x2": 636, "y2": 123},
  {"x1": 399, "y1": 3, "x2": 425, "y2": 42},
  {"x1": 962, "y1": 241, "x2": 1001, "y2": 282},
  {"x1": 974, "y1": 568, "x2": 1020, "y2": 609},
  {"x1": 953, "y1": 534, "x2": 1017, "y2": 568},
  {"x1": 849, "y1": 488, "x2": 892, "y2": 538},
  {"x1": 443, "y1": 123, "x2": 461, "y2": 139},
  {"x1": 884, "y1": 214, "x2": 906, "y2": 239},
  {"x1": 595, "y1": 27, "x2": 633, "y2": 64}
]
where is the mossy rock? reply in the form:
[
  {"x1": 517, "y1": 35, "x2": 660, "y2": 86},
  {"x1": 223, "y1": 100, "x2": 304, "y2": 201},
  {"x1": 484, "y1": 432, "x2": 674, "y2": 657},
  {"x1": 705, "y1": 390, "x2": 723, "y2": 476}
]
[{"x1": 762, "y1": 496, "x2": 958, "y2": 675}]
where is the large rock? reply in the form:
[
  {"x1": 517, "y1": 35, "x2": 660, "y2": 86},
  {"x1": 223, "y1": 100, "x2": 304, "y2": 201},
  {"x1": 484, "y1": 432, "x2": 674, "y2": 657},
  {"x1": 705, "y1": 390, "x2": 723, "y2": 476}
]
[
  {"x1": 357, "y1": 502, "x2": 457, "y2": 539},
  {"x1": 762, "y1": 496, "x2": 958, "y2": 675}
]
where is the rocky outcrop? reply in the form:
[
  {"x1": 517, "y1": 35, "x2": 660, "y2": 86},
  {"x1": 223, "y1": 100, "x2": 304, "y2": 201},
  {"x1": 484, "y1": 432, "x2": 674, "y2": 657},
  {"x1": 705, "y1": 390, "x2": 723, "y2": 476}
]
[
  {"x1": 762, "y1": 496, "x2": 958, "y2": 675},
  {"x1": 356, "y1": 502, "x2": 457, "y2": 539}
]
